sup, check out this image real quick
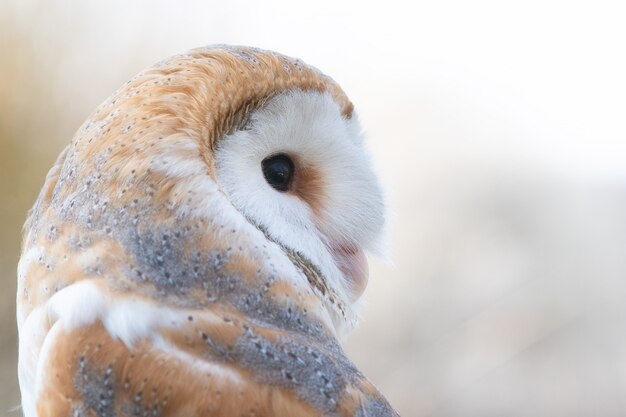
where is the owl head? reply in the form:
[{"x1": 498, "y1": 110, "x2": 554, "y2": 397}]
[{"x1": 21, "y1": 45, "x2": 385, "y2": 339}]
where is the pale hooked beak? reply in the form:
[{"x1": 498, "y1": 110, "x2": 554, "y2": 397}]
[{"x1": 330, "y1": 244, "x2": 369, "y2": 300}]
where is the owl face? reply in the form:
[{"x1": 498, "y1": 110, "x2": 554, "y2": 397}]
[{"x1": 214, "y1": 90, "x2": 384, "y2": 305}]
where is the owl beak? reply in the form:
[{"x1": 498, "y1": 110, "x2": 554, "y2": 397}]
[{"x1": 331, "y1": 244, "x2": 369, "y2": 300}]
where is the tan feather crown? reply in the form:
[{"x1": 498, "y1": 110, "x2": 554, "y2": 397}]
[{"x1": 104, "y1": 45, "x2": 353, "y2": 176}]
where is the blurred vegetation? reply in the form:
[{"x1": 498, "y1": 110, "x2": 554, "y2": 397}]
[{"x1": 0, "y1": 15, "x2": 64, "y2": 410}]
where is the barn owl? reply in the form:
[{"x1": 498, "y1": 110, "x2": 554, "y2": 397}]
[{"x1": 17, "y1": 46, "x2": 397, "y2": 417}]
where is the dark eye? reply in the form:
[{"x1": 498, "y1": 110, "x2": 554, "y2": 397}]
[{"x1": 261, "y1": 153, "x2": 294, "y2": 192}]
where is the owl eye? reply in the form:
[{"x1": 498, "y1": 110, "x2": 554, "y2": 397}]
[{"x1": 261, "y1": 153, "x2": 294, "y2": 192}]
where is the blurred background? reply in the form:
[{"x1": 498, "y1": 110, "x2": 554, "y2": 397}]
[{"x1": 2, "y1": 1, "x2": 626, "y2": 415}]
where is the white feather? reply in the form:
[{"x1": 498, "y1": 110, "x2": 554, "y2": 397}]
[
  {"x1": 46, "y1": 280, "x2": 107, "y2": 331},
  {"x1": 17, "y1": 306, "x2": 47, "y2": 417}
]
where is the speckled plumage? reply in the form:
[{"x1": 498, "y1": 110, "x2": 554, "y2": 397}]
[{"x1": 17, "y1": 46, "x2": 396, "y2": 417}]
